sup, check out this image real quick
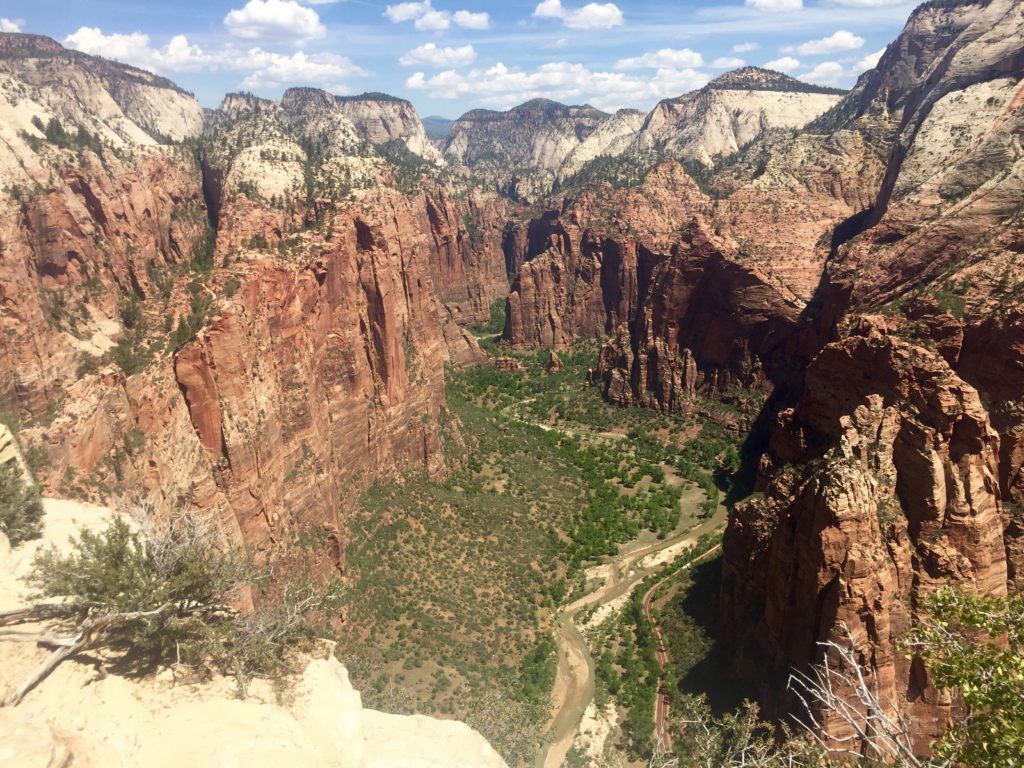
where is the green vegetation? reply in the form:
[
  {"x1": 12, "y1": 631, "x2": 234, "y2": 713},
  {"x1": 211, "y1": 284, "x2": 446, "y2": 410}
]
[
  {"x1": 25, "y1": 511, "x2": 343, "y2": 693},
  {"x1": 557, "y1": 151, "x2": 660, "y2": 194},
  {"x1": 25, "y1": 115, "x2": 104, "y2": 157},
  {"x1": 469, "y1": 298, "x2": 506, "y2": 337},
  {"x1": 909, "y1": 588, "x2": 1024, "y2": 767},
  {"x1": 591, "y1": 535, "x2": 725, "y2": 761},
  {"x1": 0, "y1": 460, "x2": 43, "y2": 545},
  {"x1": 339, "y1": 344, "x2": 745, "y2": 765},
  {"x1": 377, "y1": 138, "x2": 437, "y2": 193}
]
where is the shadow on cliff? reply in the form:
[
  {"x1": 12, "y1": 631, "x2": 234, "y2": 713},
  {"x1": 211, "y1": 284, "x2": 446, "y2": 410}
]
[
  {"x1": 674, "y1": 556, "x2": 758, "y2": 714},
  {"x1": 726, "y1": 210, "x2": 865, "y2": 506}
]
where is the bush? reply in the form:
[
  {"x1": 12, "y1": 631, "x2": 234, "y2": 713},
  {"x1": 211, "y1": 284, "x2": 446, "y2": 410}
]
[
  {"x1": 25, "y1": 508, "x2": 343, "y2": 691},
  {"x1": 908, "y1": 588, "x2": 1024, "y2": 767},
  {"x1": 0, "y1": 460, "x2": 43, "y2": 545}
]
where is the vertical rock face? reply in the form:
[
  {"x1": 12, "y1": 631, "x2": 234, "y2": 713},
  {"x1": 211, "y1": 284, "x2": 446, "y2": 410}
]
[
  {"x1": 29, "y1": 187, "x2": 466, "y2": 553},
  {"x1": 170, "y1": 199, "x2": 450, "y2": 548},
  {"x1": 331, "y1": 91, "x2": 443, "y2": 163},
  {"x1": 714, "y1": 0, "x2": 1024, "y2": 752},
  {"x1": 630, "y1": 68, "x2": 845, "y2": 168},
  {"x1": 597, "y1": 225, "x2": 800, "y2": 411},
  {"x1": 720, "y1": 324, "x2": 1007, "y2": 749},
  {"x1": 444, "y1": 99, "x2": 614, "y2": 200},
  {"x1": 0, "y1": 33, "x2": 207, "y2": 419},
  {"x1": 0, "y1": 41, "x2": 515, "y2": 556}
]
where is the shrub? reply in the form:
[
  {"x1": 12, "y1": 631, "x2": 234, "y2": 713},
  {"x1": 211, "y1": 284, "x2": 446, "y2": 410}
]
[
  {"x1": 22, "y1": 507, "x2": 343, "y2": 694},
  {"x1": 0, "y1": 460, "x2": 43, "y2": 545}
]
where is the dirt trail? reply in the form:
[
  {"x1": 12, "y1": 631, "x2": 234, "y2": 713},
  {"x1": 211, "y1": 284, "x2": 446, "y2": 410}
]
[
  {"x1": 538, "y1": 498, "x2": 726, "y2": 768},
  {"x1": 641, "y1": 543, "x2": 722, "y2": 753}
]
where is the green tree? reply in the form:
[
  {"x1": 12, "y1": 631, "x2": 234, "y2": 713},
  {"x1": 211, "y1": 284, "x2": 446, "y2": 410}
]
[
  {"x1": 0, "y1": 460, "x2": 43, "y2": 545},
  {"x1": 2, "y1": 507, "x2": 342, "y2": 704},
  {"x1": 908, "y1": 588, "x2": 1024, "y2": 767}
]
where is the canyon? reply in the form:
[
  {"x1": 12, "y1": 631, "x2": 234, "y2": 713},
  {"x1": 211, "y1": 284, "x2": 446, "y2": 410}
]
[{"x1": 0, "y1": 0, "x2": 1023, "y2": 763}]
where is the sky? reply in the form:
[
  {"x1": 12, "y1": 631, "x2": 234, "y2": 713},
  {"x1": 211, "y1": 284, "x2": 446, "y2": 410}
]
[{"x1": 0, "y1": 0, "x2": 922, "y2": 118}]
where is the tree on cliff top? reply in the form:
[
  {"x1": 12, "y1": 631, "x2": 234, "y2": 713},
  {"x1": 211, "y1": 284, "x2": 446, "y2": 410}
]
[{"x1": 0, "y1": 504, "x2": 343, "y2": 705}]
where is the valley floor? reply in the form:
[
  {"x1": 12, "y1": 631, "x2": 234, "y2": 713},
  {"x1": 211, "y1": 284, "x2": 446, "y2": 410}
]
[{"x1": 336, "y1": 342, "x2": 743, "y2": 767}]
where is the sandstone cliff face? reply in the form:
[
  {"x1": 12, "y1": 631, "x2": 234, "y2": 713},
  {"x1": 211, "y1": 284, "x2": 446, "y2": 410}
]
[
  {"x1": 502, "y1": 163, "x2": 718, "y2": 350},
  {"x1": 445, "y1": 99, "x2": 613, "y2": 201},
  {"x1": 720, "y1": 323, "x2": 1007, "y2": 750},
  {"x1": 714, "y1": 0, "x2": 1024, "y2": 751},
  {"x1": 330, "y1": 91, "x2": 443, "y2": 163},
  {"x1": 0, "y1": 33, "x2": 206, "y2": 419},
  {"x1": 630, "y1": 69, "x2": 845, "y2": 169},
  {"x1": 597, "y1": 224, "x2": 800, "y2": 411},
  {"x1": 0, "y1": 41, "x2": 515, "y2": 557},
  {"x1": 24, "y1": 189, "x2": 470, "y2": 552}
]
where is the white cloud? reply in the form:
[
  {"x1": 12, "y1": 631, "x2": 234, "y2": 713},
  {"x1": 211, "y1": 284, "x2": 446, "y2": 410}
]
[
  {"x1": 745, "y1": 0, "x2": 802, "y2": 12},
  {"x1": 1, "y1": 18, "x2": 22, "y2": 32},
  {"x1": 406, "y1": 59, "x2": 707, "y2": 111},
  {"x1": 400, "y1": 42, "x2": 476, "y2": 66},
  {"x1": 764, "y1": 56, "x2": 800, "y2": 72},
  {"x1": 712, "y1": 56, "x2": 745, "y2": 69},
  {"x1": 415, "y1": 8, "x2": 451, "y2": 30},
  {"x1": 615, "y1": 48, "x2": 703, "y2": 70},
  {"x1": 385, "y1": 1, "x2": 430, "y2": 22},
  {"x1": 384, "y1": 2, "x2": 490, "y2": 31},
  {"x1": 64, "y1": 28, "x2": 210, "y2": 71},
  {"x1": 796, "y1": 29, "x2": 864, "y2": 55},
  {"x1": 733, "y1": 42, "x2": 759, "y2": 53},
  {"x1": 224, "y1": 0, "x2": 325, "y2": 45},
  {"x1": 854, "y1": 47, "x2": 886, "y2": 72},
  {"x1": 532, "y1": 0, "x2": 624, "y2": 31},
  {"x1": 533, "y1": 0, "x2": 564, "y2": 18},
  {"x1": 64, "y1": 26, "x2": 365, "y2": 92},
  {"x1": 453, "y1": 10, "x2": 490, "y2": 29},
  {"x1": 799, "y1": 61, "x2": 844, "y2": 86},
  {"x1": 235, "y1": 49, "x2": 363, "y2": 89}
]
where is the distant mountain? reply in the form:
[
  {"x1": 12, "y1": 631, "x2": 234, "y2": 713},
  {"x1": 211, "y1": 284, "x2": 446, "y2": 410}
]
[
  {"x1": 627, "y1": 67, "x2": 846, "y2": 167},
  {"x1": 422, "y1": 115, "x2": 454, "y2": 142}
]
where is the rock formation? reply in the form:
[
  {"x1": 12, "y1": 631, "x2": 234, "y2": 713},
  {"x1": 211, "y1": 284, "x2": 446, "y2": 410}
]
[
  {"x1": 715, "y1": 0, "x2": 1024, "y2": 748},
  {"x1": 444, "y1": 99, "x2": 614, "y2": 200},
  {"x1": 0, "y1": 33, "x2": 206, "y2": 418},
  {"x1": 629, "y1": 68, "x2": 845, "y2": 168},
  {"x1": 0, "y1": 35, "x2": 511, "y2": 555},
  {"x1": 597, "y1": 223, "x2": 800, "y2": 411}
]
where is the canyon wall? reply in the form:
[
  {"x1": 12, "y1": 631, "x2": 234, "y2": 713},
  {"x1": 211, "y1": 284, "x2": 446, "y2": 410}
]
[
  {"x1": 0, "y1": 37, "x2": 511, "y2": 556},
  {"x1": 716, "y1": 0, "x2": 1024, "y2": 749}
]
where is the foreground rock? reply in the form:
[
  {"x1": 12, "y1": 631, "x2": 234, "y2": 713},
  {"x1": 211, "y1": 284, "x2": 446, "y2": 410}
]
[{"x1": 0, "y1": 498, "x2": 507, "y2": 768}]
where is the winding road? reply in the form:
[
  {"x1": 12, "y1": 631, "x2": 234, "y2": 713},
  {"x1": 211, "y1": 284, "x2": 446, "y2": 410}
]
[
  {"x1": 537, "y1": 498, "x2": 726, "y2": 768},
  {"x1": 641, "y1": 543, "x2": 723, "y2": 753}
]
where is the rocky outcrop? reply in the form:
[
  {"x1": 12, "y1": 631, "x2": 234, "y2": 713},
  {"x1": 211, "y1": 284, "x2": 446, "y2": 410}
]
[
  {"x1": 719, "y1": 323, "x2": 1007, "y2": 750},
  {"x1": 502, "y1": 163, "x2": 718, "y2": 350},
  {"x1": 597, "y1": 224, "x2": 799, "y2": 411},
  {"x1": 26, "y1": 193, "x2": 459, "y2": 552},
  {"x1": 714, "y1": 1, "x2": 1024, "y2": 752},
  {"x1": 331, "y1": 91, "x2": 443, "y2": 163},
  {"x1": 0, "y1": 498, "x2": 507, "y2": 768},
  {"x1": 0, "y1": 33, "x2": 207, "y2": 419},
  {"x1": 445, "y1": 99, "x2": 613, "y2": 201}
]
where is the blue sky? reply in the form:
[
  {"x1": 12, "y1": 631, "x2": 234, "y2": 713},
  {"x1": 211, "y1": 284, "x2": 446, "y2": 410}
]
[{"x1": 0, "y1": 0, "x2": 921, "y2": 117}]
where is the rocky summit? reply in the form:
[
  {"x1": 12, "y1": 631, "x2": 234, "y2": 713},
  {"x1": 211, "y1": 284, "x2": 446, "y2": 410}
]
[{"x1": 1, "y1": 1, "x2": 1023, "y2": 766}]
